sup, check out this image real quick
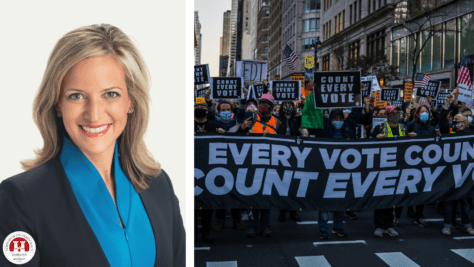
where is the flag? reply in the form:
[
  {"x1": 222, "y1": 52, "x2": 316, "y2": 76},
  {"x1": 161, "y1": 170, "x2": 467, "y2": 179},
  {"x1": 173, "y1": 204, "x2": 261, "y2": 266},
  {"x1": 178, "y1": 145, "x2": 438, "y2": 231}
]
[
  {"x1": 414, "y1": 73, "x2": 431, "y2": 88},
  {"x1": 458, "y1": 49, "x2": 472, "y2": 90},
  {"x1": 283, "y1": 45, "x2": 298, "y2": 71}
]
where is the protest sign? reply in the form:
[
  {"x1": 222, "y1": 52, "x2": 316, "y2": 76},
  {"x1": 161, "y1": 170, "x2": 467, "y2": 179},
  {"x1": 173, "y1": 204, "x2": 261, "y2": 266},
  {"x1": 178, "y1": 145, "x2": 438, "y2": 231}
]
[
  {"x1": 236, "y1": 60, "x2": 267, "y2": 82},
  {"x1": 355, "y1": 124, "x2": 365, "y2": 139},
  {"x1": 415, "y1": 80, "x2": 442, "y2": 98},
  {"x1": 372, "y1": 117, "x2": 387, "y2": 128},
  {"x1": 362, "y1": 80, "x2": 373, "y2": 98},
  {"x1": 361, "y1": 76, "x2": 381, "y2": 91},
  {"x1": 391, "y1": 100, "x2": 404, "y2": 107},
  {"x1": 380, "y1": 88, "x2": 400, "y2": 101},
  {"x1": 314, "y1": 71, "x2": 362, "y2": 108},
  {"x1": 404, "y1": 82, "x2": 414, "y2": 101},
  {"x1": 247, "y1": 84, "x2": 266, "y2": 100},
  {"x1": 373, "y1": 90, "x2": 380, "y2": 101},
  {"x1": 195, "y1": 133, "x2": 474, "y2": 210},
  {"x1": 374, "y1": 101, "x2": 388, "y2": 109},
  {"x1": 436, "y1": 90, "x2": 452, "y2": 110},
  {"x1": 194, "y1": 64, "x2": 210, "y2": 85},
  {"x1": 195, "y1": 87, "x2": 209, "y2": 98},
  {"x1": 210, "y1": 77, "x2": 244, "y2": 99},
  {"x1": 270, "y1": 81, "x2": 301, "y2": 101},
  {"x1": 457, "y1": 83, "x2": 472, "y2": 103}
]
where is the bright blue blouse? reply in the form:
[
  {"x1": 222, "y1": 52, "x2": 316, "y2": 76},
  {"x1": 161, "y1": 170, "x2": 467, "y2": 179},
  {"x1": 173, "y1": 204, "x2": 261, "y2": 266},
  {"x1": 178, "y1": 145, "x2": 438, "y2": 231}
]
[{"x1": 60, "y1": 136, "x2": 156, "y2": 267}]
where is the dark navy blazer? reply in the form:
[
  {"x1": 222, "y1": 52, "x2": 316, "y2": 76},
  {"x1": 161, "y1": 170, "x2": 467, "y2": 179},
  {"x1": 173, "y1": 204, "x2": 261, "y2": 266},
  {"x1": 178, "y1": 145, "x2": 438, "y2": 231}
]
[{"x1": 0, "y1": 158, "x2": 185, "y2": 266}]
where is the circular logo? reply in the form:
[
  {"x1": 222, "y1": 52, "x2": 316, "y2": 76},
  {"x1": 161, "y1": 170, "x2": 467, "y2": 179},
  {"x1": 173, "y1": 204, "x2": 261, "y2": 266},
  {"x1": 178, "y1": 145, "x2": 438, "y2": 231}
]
[{"x1": 3, "y1": 231, "x2": 36, "y2": 264}]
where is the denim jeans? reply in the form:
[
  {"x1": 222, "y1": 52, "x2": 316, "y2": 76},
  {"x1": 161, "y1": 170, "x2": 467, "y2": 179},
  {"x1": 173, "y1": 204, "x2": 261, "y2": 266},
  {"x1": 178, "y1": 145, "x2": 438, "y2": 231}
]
[
  {"x1": 248, "y1": 209, "x2": 270, "y2": 231},
  {"x1": 444, "y1": 199, "x2": 472, "y2": 228},
  {"x1": 318, "y1": 211, "x2": 344, "y2": 233}
]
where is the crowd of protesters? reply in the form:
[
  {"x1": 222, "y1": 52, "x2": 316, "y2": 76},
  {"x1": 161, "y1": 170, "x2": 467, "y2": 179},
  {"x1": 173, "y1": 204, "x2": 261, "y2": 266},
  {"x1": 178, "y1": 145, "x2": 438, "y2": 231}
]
[{"x1": 194, "y1": 81, "x2": 474, "y2": 243}]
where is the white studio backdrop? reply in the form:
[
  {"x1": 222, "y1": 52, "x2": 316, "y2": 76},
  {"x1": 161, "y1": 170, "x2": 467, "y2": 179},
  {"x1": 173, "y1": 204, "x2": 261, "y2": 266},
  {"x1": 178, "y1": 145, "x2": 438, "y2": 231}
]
[{"x1": 0, "y1": 0, "x2": 188, "y2": 234}]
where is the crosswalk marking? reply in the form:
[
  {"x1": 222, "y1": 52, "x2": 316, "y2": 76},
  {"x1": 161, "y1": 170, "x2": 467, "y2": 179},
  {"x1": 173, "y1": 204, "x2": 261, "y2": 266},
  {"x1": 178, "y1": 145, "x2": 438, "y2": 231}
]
[
  {"x1": 423, "y1": 218, "x2": 461, "y2": 222},
  {"x1": 297, "y1": 221, "x2": 346, "y2": 225},
  {"x1": 375, "y1": 252, "x2": 420, "y2": 267},
  {"x1": 206, "y1": 261, "x2": 238, "y2": 267},
  {"x1": 452, "y1": 249, "x2": 474, "y2": 263},
  {"x1": 313, "y1": 240, "x2": 366, "y2": 247},
  {"x1": 195, "y1": 247, "x2": 211, "y2": 251},
  {"x1": 295, "y1": 256, "x2": 331, "y2": 267},
  {"x1": 454, "y1": 236, "x2": 474, "y2": 240}
]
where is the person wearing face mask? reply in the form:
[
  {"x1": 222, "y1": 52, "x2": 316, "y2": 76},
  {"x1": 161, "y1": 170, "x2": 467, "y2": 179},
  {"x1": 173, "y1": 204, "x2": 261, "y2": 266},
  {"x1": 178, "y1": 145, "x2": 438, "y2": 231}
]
[
  {"x1": 275, "y1": 101, "x2": 303, "y2": 222},
  {"x1": 370, "y1": 105, "x2": 416, "y2": 237},
  {"x1": 439, "y1": 88, "x2": 460, "y2": 134},
  {"x1": 441, "y1": 113, "x2": 474, "y2": 236},
  {"x1": 316, "y1": 101, "x2": 367, "y2": 239},
  {"x1": 461, "y1": 107, "x2": 474, "y2": 131},
  {"x1": 231, "y1": 99, "x2": 240, "y2": 117}
]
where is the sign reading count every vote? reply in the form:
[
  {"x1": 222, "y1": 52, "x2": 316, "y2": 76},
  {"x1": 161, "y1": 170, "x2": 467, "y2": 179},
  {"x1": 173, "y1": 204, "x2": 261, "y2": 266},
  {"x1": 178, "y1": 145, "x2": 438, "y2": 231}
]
[
  {"x1": 210, "y1": 77, "x2": 244, "y2": 100},
  {"x1": 314, "y1": 71, "x2": 362, "y2": 108}
]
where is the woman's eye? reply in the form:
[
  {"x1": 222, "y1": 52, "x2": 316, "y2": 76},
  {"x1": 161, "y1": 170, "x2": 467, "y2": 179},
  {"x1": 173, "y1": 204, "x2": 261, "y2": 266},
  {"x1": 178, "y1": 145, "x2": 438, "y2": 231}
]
[
  {"x1": 68, "y1": 93, "x2": 83, "y2": 100},
  {"x1": 105, "y1": 92, "x2": 120, "y2": 98}
]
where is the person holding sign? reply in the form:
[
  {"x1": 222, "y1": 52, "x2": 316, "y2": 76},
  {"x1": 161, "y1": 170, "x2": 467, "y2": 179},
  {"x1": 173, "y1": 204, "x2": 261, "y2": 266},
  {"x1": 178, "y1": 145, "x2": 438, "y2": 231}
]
[
  {"x1": 441, "y1": 113, "x2": 474, "y2": 236},
  {"x1": 371, "y1": 105, "x2": 416, "y2": 237}
]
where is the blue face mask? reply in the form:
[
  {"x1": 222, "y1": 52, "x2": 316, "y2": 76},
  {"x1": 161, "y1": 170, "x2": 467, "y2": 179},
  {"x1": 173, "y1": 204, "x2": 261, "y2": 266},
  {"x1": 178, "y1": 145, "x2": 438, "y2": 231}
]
[
  {"x1": 420, "y1": 112, "x2": 429, "y2": 122},
  {"x1": 220, "y1": 111, "x2": 232, "y2": 121},
  {"x1": 332, "y1": 121, "x2": 344, "y2": 130}
]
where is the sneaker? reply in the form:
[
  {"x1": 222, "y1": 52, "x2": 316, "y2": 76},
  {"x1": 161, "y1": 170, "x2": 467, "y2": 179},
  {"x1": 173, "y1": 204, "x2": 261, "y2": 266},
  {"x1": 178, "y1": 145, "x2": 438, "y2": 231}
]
[
  {"x1": 262, "y1": 229, "x2": 272, "y2": 237},
  {"x1": 233, "y1": 221, "x2": 244, "y2": 230},
  {"x1": 247, "y1": 230, "x2": 257, "y2": 238},
  {"x1": 345, "y1": 210, "x2": 358, "y2": 220},
  {"x1": 319, "y1": 231, "x2": 330, "y2": 239},
  {"x1": 332, "y1": 228, "x2": 348, "y2": 237},
  {"x1": 465, "y1": 227, "x2": 474, "y2": 236},
  {"x1": 383, "y1": 228, "x2": 399, "y2": 237},
  {"x1": 202, "y1": 232, "x2": 215, "y2": 243},
  {"x1": 374, "y1": 228, "x2": 383, "y2": 237},
  {"x1": 213, "y1": 221, "x2": 224, "y2": 231},
  {"x1": 441, "y1": 227, "x2": 451, "y2": 236},
  {"x1": 289, "y1": 212, "x2": 302, "y2": 222},
  {"x1": 415, "y1": 218, "x2": 427, "y2": 228}
]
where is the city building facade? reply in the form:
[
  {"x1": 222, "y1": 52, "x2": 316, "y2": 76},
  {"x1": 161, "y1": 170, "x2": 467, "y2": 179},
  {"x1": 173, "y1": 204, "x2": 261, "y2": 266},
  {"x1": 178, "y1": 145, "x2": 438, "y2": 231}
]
[
  {"x1": 219, "y1": 11, "x2": 231, "y2": 77},
  {"x1": 256, "y1": 0, "x2": 270, "y2": 61},
  {"x1": 194, "y1": 11, "x2": 202, "y2": 65},
  {"x1": 268, "y1": 0, "x2": 282, "y2": 80}
]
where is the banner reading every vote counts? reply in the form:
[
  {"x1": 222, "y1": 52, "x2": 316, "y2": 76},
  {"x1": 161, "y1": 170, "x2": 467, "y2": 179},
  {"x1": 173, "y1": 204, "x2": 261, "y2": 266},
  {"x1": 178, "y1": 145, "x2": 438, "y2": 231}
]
[{"x1": 195, "y1": 133, "x2": 474, "y2": 211}]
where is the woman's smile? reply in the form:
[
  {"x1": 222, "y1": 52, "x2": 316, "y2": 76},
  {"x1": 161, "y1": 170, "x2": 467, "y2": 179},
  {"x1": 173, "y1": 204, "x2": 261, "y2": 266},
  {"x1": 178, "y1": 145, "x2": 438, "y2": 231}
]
[{"x1": 79, "y1": 124, "x2": 112, "y2": 137}]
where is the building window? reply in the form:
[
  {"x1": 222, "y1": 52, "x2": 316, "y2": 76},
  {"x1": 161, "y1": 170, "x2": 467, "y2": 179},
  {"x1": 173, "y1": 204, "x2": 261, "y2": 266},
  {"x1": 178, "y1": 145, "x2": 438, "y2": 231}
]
[
  {"x1": 367, "y1": 29, "x2": 386, "y2": 57},
  {"x1": 264, "y1": 47, "x2": 268, "y2": 55},
  {"x1": 354, "y1": 1, "x2": 357, "y2": 22},
  {"x1": 265, "y1": 35, "x2": 268, "y2": 42},
  {"x1": 303, "y1": 18, "x2": 319, "y2": 32},
  {"x1": 302, "y1": 38, "x2": 317, "y2": 52},
  {"x1": 342, "y1": 10, "x2": 345, "y2": 29},
  {"x1": 323, "y1": 55, "x2": 330, "y2": 71},
  {"x1": 303, "y1": 0, "x2": 320, "y2": 13},
  {"x1": 265, "y1": 22, "x2": 269, "y2": 29},
  {"x1": 368, "y1": 0, "x2": 371, "y2": 14},
  {"x1": 266, "y1": 10, "x2": 269, "y2": 16},
  {"x1": 349, "y1": 40, "x2": 360, "y2": 61}
]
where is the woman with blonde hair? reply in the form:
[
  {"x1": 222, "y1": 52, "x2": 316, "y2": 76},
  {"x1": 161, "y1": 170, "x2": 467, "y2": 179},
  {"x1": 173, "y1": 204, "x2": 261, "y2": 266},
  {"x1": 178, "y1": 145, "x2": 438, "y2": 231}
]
[{"x1": 0, "y1": 24, "x2": 185, "y2": 266}]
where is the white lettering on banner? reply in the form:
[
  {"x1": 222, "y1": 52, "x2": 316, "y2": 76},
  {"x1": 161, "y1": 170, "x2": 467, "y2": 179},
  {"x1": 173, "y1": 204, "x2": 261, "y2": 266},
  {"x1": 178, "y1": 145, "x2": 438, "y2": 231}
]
[
  {"x1": 340, "y1": 149, "x2": 362, "y2": 170},
  {"x1": 381, "y1": 147, "x2": 397, "y2": 168},
  {"x1": 444, "y1": 143, "x2": 461, "y2": 163},
  {"x1": 422, "y1": 167, "x2": 445, "y2": 192},
  {"x1": 235, "y1": 168, "x2": 265, "y2": 195},
  {"x1": 362, "y1": 148, "x2": 380, "y2": 169},
  {"x1": 324, "y1": 173, "x2": 351, "y2": 198},
  {"x1": 319, "y1": 149, "x2": 341, "y2": 169},
  {"x1": 229, "y1": 143, "x2": 251, "y2": 165},
  {"x1": 352, "y1": 172, "x2": 379, "y2": 198},
  {"x1": 373, "y1": 170, "x2": 400, "y2": 196},
  {"x1": 271, "y1": 145, "x2": 292, "y2": 167},
  {"x1": 395, "y1": 169, "x2": 422, "y2": 194},
  {"x1": 262, "y1": 169, "x2": 293, "y2": 196},
  {"x1": 452, "y1": 163, "x2": 474, "y2": 188},
  {"x1": 195, "y1": 169, "x2": 205, "y2": 195},
  {"x1": 253, "y1": 144, "x2": 270, "y2": 165},
  {"x1": 291, "y1": 147, "x2": 312, "y2": 168},
  {"x1": 209, "y1": 143, "x2": 227, "y2": 164},
  {"x1": 293, "y1": 171, "x2": 319, "y2": 197},
  {"x1": 461, "y1": 141, "x2": 474, "y2": 161},
  {"x1": 205, "y1": 167, "x2": 234, "y2": 195}
]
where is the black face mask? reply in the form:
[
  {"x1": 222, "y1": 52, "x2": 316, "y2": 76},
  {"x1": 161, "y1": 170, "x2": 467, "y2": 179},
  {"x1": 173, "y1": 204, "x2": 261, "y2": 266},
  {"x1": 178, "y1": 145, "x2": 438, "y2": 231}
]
[
  {"x1": 195, "y1": 109, "x2": 207, "y2": 119},
  {"x1": 452, "y1": 121, "x2": 462, "y2": 130},
  {"x1": 232, "y1": 107, "x2": 238, "y2": 114}
]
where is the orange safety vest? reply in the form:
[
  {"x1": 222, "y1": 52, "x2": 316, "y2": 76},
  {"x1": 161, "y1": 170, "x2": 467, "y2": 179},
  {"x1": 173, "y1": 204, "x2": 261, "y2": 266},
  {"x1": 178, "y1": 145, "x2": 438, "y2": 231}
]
[{"x1": 252, "y1": 114, "x2": 276, "y2": 134}]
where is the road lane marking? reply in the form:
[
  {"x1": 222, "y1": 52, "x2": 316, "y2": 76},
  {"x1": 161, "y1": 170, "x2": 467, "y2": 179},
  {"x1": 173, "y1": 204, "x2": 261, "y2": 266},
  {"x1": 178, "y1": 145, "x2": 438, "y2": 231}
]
[
  {"x1": 375, "y1": 252, "x2": 420, "y2": 267},
  {"x1": 313, "y1": 240, "x2": 366, "y2": 247},
  {"x1": 295, "y1": 256, "x2": 331, "y2": 267},
  {"x1": 452, "y1": 249, "x2": 474, "y2": 263},
  {"x1": 297, "y1": 221, "x2": 346, "y2": 225},
  {"x1": 206, "y1": 261, "x2": 238, "y2": 267},
  {"x1": 195, "y1": 247, "x2": 211, "y2": 251},
  {"x1": 454, "y1": 236, "x2": 474, "y2": 240}
]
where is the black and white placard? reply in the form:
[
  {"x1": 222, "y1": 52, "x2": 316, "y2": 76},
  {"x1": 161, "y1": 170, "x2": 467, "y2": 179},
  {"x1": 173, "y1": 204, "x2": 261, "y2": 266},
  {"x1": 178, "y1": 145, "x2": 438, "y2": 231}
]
[
  {"x1": 247, "y1": 84, "x2": 266, "y2": 100},
  {"x1": 269, "y1": 81, "x2": 301, "y2": 101},
  {"x1": 435, "y1": 89, "x2": 452, "y2": 110},
  {"x1": 195, "y1": 87, "x2": 209, "y2": 98},
  {"x1": 372, "y1": 117, "x2": 387, "y2": 128},
  {"x1": 380, "y1": 88, "x2": 400, "y2": 101},
  {"x1": 210, "y1": 77, "x2": 244, "y2": 99},
  {"x1": 236, "y1": 60, "x2": 268, "y2": 82},
  {"x1": 314, "y1": 71, "x2": 362, "y2": 108},
  {"x1": 362, "y1": 80, "x2": 373, "y2": 98},
  {"x1": 415, "y1": 80, "x2": 442, "y2": 98},
  {"x1": 391, "y1": 100, "x2": 404, "y2": 107},
  {"x1": 194, "y1": 64, "x2": 210, "y2": 85}
]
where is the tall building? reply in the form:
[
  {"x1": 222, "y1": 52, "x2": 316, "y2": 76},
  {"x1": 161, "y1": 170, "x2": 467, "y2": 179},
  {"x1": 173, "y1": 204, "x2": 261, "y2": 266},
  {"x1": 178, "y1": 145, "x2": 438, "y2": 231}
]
[
  {"x1": 194, "y1": 11, "x2": 202, "y2": 65},
  {"x1": 219, "y1": 11, "x2": 231, "y2": 77},
  {"x1": 227, "y1": 0, "x2": 244, "y2": 76},
  {"x1": 281, "y1": 0, "x2": 321, "y2": 80},
  {"x1": 256, "y1": 0, "x2": 270, "y2": 61},
  {"x1": 250, "y1": 0, "x2": 259, "y2": 60},
  {"x1": 241, "y1": 0, "x2": 253, "y2": 59},
  {"x1": 268, "y1": 0, "x2": 282, "y2": 80}
]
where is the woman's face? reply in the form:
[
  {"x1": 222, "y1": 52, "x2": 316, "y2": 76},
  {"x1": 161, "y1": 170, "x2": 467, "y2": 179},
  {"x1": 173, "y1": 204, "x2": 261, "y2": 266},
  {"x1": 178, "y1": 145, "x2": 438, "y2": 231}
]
[{"x1": 60, "y1": 55, "x2": 133, "y2": 158}]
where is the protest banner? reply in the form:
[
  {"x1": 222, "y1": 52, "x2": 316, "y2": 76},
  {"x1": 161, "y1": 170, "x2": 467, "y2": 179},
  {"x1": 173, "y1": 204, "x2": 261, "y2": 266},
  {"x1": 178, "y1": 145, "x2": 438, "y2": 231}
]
[
  {"x1": 372, "y1": 117, "x2": 387, "y2": 128},
  {"x1": 195, "y1": 87, "x2": 209, "y2": 98},
  {"x1": 415, "y1": 80, "x2": 442, "y2": 98},
  {"x1": 247, "y1": 84, "x2": 266, "y2": 100},
  {"x1": 380, "y1": 88, "x2": 400, "y2": 101},
  {"x1": 270, "y1": 81, "x2": 301, "y2": 101},
  {"x1": 391, "y1": 100, "x2": 404, "y2": 107},
  {"x1": 361, "y1": 76, "x2": 381, "y2": 92},
  {"x1": 313, "y1": 71, "x2": 362, "y2": 108},
  {"x1": 210, "y1": 77, "x2": 244, "y2": 99},
  {"x1": 362, "y1": 80, "x2": 373, "y2": 98},
  {"x1": 236, "y1": 60, "x2": 267, "y2": 82},
  {"x1": 404, "y1": 82, "x2": 414, "y2": 101},
  {"x1": 195, "y1": 133, "x2": 474, "y2": 210},
  {"x1": 194, "y1": 64, "x2": 210, "y2": 85}
]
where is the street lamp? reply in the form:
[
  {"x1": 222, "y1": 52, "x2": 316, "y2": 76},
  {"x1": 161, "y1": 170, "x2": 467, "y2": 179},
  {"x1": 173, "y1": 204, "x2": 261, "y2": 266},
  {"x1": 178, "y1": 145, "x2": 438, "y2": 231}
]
[{"x1": 311, "y1": 37, "x2": 322, "y2": 71}]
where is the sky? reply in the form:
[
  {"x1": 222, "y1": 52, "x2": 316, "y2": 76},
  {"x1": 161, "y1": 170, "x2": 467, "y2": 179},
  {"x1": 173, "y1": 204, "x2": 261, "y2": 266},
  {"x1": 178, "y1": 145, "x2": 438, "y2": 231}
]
[{"x1": 195, "y1": 0, "x2": 232, "y2": 76}]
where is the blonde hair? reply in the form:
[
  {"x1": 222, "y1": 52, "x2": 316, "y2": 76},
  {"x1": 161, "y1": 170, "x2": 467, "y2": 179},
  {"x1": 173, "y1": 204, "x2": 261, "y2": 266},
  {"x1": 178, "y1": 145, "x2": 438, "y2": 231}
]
[{"x1": 22, "y1": 24, "x2": 161, "y2": 191}]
